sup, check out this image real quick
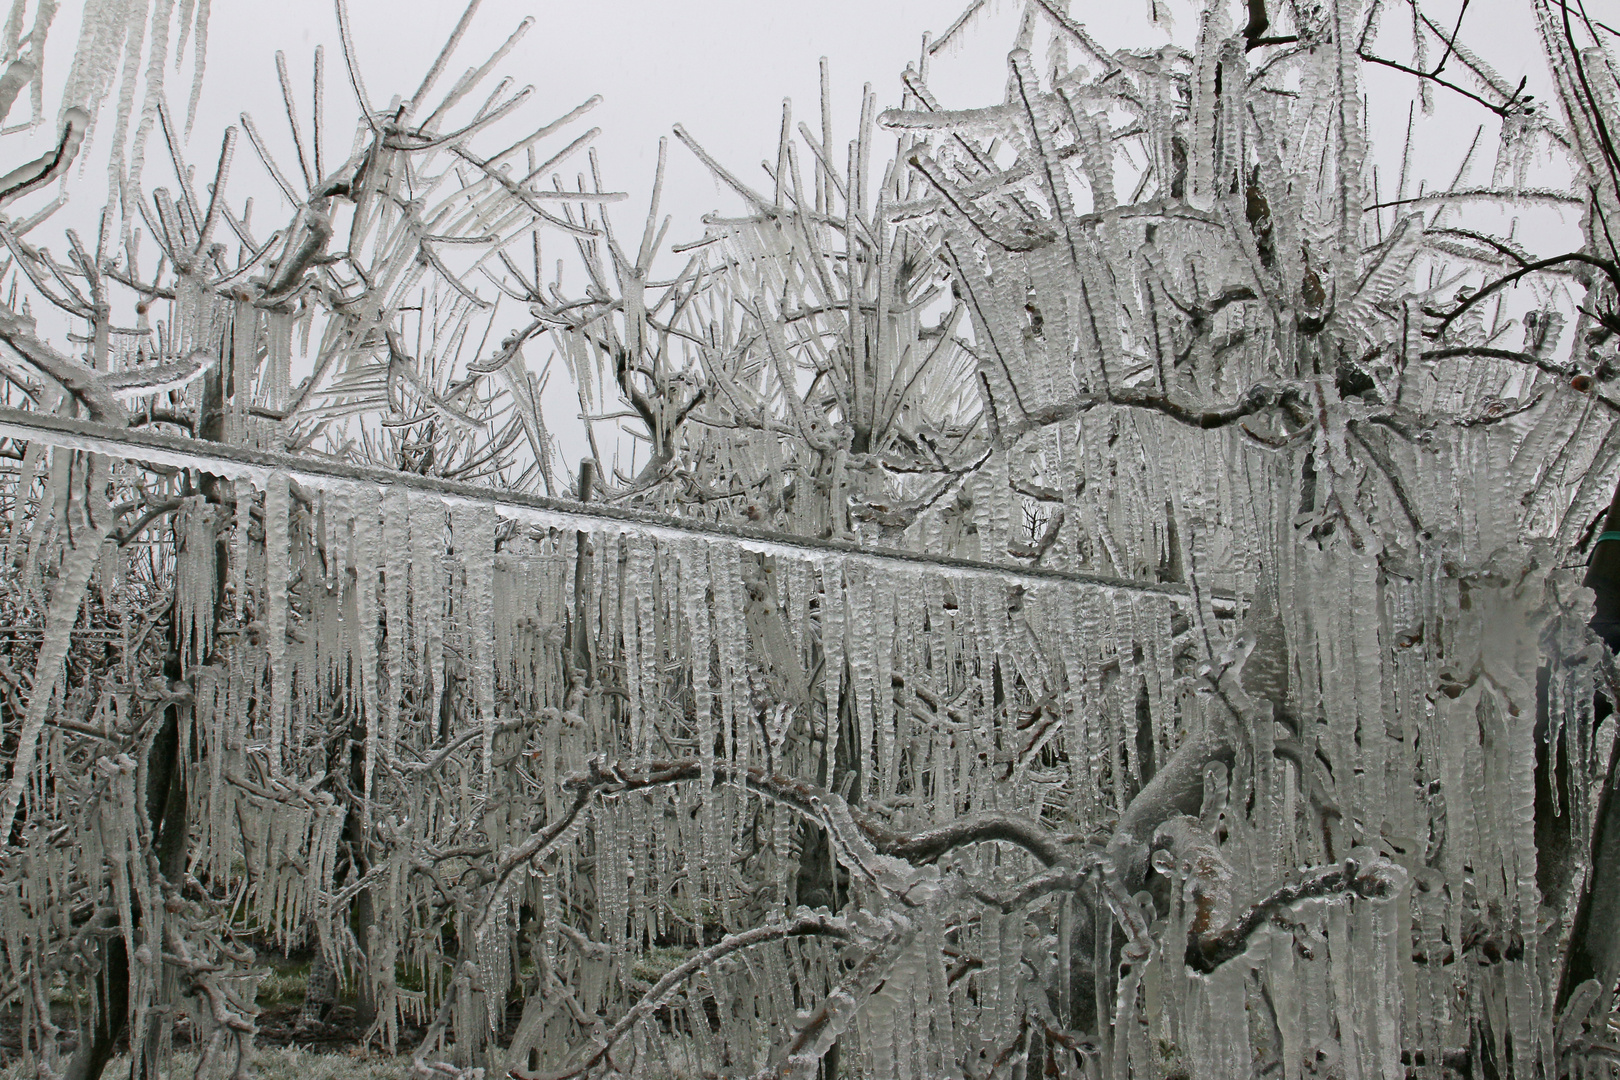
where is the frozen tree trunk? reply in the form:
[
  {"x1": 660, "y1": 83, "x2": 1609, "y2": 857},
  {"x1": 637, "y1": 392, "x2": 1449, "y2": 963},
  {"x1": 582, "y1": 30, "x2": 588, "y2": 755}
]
[
  {"x1": 132, "y1": 346, "x2": 234, "y2": 1080},
  {"x1": 64, "y1": 646, "x2": 187, "y2": 1080},
  {"x1": 299, "y1": 944, "x2": 337, "y2": 1027},
  {"x1": 348, "y1": 845, "x2": 380, "y2": 1031},
  {"x1": 133, "y1": 685, "x2": 192, "y2": 1080},
  {"x1": 1588, "y1": 479, "x2": 1620, "y2": 652},
  {"x1": 65, "y1": 336, "x2": 234, "y2": 1080},
  {"x1": 1558, "y1": 478, "x2": 1620, "y2": 1012},
  {"x1": 299, "y1": 713, "x2": 381, "y2": 1031},
  {"x1": 62, "y1": 934, "x2": 129, "y2": 1080}
]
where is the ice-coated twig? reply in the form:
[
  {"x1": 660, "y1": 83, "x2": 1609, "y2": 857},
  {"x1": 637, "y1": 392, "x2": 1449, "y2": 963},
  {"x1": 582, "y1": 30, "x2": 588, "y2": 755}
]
[
  {"x1": 1186, "y1": 857, "x2": 1407, "y2": 972},
  {"x1": 273, "y1": 51, "x2": 313, "y2": 192},
  {"x1": 408, "y1": 0, "x2": 482, "y2": 115},
  {"x1": 237, "y1": 111, "x2": 301, "y2": 206},
  {"x1": 332, "y1": 0, "x2": 376, "y2": 132},
  {"x1": 0, "y1": 106, "x2": 87, "y2": 206},
  {"x1": 509, "y1": 912, "x2": 854, "y2": 1080}
]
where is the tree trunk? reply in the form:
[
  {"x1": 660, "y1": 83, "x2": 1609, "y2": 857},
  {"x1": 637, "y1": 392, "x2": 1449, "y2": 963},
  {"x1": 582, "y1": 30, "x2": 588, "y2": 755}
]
[
  {"x1": 65, "y1": 668, "x2": 187, "y2": 1080},
  {"x1": 1557, "y1": 477, "x2": 1620, "y2": 1011},
  {"x1": 299, "y1": 941, "x2": 337, "y2": 1027},
  {"x1": 73, "y1": 325, "x2": 229, "y2": 1080},
  {"x1": 135, "y1": 698, "x2": 190, "y2": 1080},
  {"x1": 61, "y1": 935, "x2": 129, "y2": 1080}
]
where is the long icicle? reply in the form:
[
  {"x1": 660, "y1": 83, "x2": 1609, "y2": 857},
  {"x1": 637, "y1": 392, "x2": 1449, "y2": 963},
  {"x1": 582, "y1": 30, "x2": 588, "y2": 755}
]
[{"x1": 0, "y1": 453, "x2": 115, "y2": 843}]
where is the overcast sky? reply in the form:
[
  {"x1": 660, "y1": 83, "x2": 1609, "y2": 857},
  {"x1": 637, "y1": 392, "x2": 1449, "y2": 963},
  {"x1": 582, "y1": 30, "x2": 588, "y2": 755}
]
[
  {"x1": 23, "y1": 0, "x2": 1554, "y2": 278},
  {"x1": 35, "y1": 0, "x2": 1027, "y2": 261}
]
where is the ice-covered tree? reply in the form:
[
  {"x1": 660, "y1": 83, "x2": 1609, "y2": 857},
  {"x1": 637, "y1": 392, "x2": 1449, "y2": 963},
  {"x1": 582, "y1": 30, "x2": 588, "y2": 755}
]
[
  {"x1": 0, "y1": 2, "x2": 611, "y2": 1077},
  {"x1": 0, "y1": 0, "x2": 1616, "y2": 1078},
  {"x1": 528, "y1": 0, "x2": 1620, "y2": 1075}
]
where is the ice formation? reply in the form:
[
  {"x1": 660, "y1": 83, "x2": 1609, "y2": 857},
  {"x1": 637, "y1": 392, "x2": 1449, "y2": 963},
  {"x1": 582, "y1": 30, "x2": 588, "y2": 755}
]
[{"x1": 0, "y1": 0, "x2": 1614, "y2": 1077}]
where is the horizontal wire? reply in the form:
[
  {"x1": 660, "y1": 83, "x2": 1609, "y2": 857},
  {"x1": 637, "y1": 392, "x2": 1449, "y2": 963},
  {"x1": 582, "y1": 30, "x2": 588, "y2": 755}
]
[{"x1": 0, "y1": 407, "x2": 1230, "y2": 605}]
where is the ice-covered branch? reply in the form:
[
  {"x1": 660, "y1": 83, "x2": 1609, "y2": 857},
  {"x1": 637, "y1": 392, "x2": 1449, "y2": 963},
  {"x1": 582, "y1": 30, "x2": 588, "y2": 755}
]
[
  {"x1": 1427, "y1": 252, "x2": 1620, "y2": 338},
  {"x1": 510, "y1": 912, "x2": 854, "y2": 1080},
  {"x1": 0, "y1": 107, "x2": 88, "y2": 207},
  {"x1": 1109, "y1": 729, "x2": 1236, "y2": 892},
  {"x1": 998, "y1": 381, "x2": 1308, "y2": 441},
  {"x1": 0, "y1": 308, "x2": 127, "y2": 424},
  {"x1": 964, "y1": 864, "x2": 1094, "y2": 914},
  {"x1": 1186, "y1": 856, "x2": 1407, "y2": 973},
  {"x1": 557, "y1": 756, "x2": 1072, "y2": 868}
]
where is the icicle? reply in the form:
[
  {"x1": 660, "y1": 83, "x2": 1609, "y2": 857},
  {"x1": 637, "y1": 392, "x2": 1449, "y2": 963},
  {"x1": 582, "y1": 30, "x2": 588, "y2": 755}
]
[
  {"x1": 263, "y1": 309, "x2": 292, "y2": 413},
  {"x1": 58, "y1": 0, "x2": 135, "y2": 142},
  {"x1": 0, "y1": 453, "x2": 114, "y2": 844},
  {"x1": 382, "y1": 490, "x2": 408, "y2": 769},
  {"x1": 20, "y1": 446, "x2": 70, "y2": 607},
  {"x1": 713, "y1": 542, "x2": 748, "y2": 783},
  {"x1": 920, "y1": 907, "x2": 961, "y2": 1078},
  {"x1": 630, "y1": 793, "x2": 650, "y2": 955},
  {"x1": 681, "y1": 539, "x2": 717, "y2": 896},
  {"x1": 122, "y1": 0, "x2": 175, "y2": 201},
  {"x1": 322, "y1": 488, "x2": 348, "y2": 597},
  {"x1": 622, "y1": 535, "x2": 653, "y2": 759},
  {"x1": 264, "y1": 473, "x2": 291, "y2": 773},
  {"x1": 453, "y1": 502, "x2": 497, "y2": 787},
  {"x1": 231, "y1": 478, "x2": 251, "y2": 618},
  {"x1": 846, "y1": 561, "x2": 876, "y2": 801},
  {"x1": 5, "y1": 438, "x2": 46, "y2": 573},
  {"x1": 862, "y1": 951, "x2": 899, "y2": 1080},
  {"x1": 229, "y1": 299, "x2": 254, "y2": 444},
  {"x1": 873, "y1": 575, "x2": 897, "y2": 802},
  {"x1": 354, "y1": 487, "x2": 380, "y2": 814},
  {"x1": 1326, "y1": 899, "x2": 1365, "y2": 1080},
  {"x1": 995, "y1": 908, "x2": 1024, "y2": 1051},
  {"x1": 410, "y1": 493, "x2": 445, "y2": 717},
  {"x1": 174, "y1": 494, "x2": 215, "y2": 670},
  {"x1": 183, "y1": 0, "x2": 210, "y2": 136}
]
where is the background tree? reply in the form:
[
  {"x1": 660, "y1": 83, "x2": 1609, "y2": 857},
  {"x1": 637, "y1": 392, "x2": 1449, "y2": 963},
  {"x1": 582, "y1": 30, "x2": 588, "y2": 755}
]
[{"x1": 0, "y1": 2, "x2": 611, "y2": 1078}]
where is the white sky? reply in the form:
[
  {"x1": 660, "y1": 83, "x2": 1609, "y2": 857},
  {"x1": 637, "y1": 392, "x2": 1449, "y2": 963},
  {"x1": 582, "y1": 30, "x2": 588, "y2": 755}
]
[
  {"x1": 41, "y1": 0, "x2": 1026, "y2": 262},
  {"x1": 21, "y1": 0, "x2": 1559, "y2": 283}
]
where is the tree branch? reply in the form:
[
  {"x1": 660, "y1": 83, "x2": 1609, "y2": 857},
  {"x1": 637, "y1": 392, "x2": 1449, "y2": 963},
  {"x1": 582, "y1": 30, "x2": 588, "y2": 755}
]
[
  {"x1": 511, "y1": 912, "x2": 853, "y2": 1080},
  {"x1": 1186, "y1": 856, "x2": 1406, "y2": 972},
  {"x1": 1109, "y1": 729, "x2": 1235, "y2": 892},
  {"x1": 1427, "y1": 252, "x2": 1620, "y2": 339},
  {"x1": 1244, "y1": 0, "x2": 1270, "y2": 45},
  {"x1": 0, "y1": 108, "x2": 89, "y2": 206},
  {"x1": 555, "y1": 757, "x2": 1072, "y2": 868},
  {"x1": 1001, "y1": 381, "x2": 1306, "y2": 440},
  {"x1": 0, "y1": 307, "x2": 127, "y2": 424},
  {"x1": 1357, "y1": 51, "x2": 1524, "y2": 116}
]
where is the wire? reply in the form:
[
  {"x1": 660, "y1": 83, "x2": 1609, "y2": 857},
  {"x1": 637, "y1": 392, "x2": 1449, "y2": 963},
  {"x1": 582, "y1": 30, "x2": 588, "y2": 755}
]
[{"x1": 0, "y1": 406, "x2": 1220, "y2": 603}]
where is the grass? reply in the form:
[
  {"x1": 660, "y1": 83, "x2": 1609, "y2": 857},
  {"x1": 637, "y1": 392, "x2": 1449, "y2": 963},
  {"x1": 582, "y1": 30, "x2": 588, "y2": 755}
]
[
  {"x1": 630, "y1": 945, "x2": 694, "y2": 984},
  {"x1": 254, "y1": 956, "x2": 311, "y2": 1009}
]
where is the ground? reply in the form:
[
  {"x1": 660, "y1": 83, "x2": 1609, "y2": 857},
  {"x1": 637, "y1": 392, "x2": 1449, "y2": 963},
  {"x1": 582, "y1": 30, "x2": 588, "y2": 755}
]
[
  {"x1": 0, "y1": 950, "x2": 429, "y2": 1076},
  {"x1": 0, "y1": 1045, "x2": 411, "y2": 1080}
]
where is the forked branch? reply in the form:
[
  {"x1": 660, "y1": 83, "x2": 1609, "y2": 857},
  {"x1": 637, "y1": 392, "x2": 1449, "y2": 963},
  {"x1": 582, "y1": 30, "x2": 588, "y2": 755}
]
[{"x1": 1185, "y1": 856, "x2": 1407, "y2": 973}]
